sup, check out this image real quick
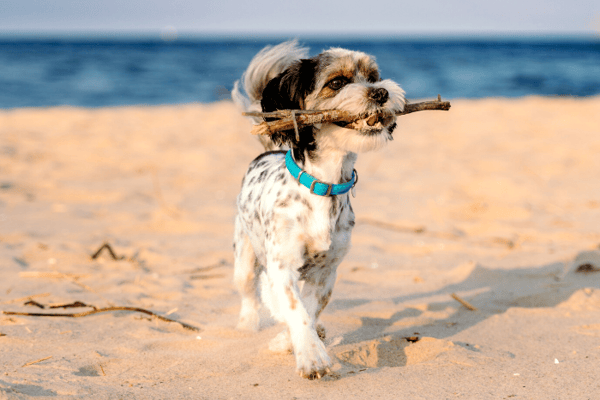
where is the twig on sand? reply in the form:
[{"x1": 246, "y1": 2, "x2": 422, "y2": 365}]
[
  {"x1": 91, "y1": 242, "x2": 125, "y2": 261},
  {"x1": 575, "y1": 263, "x2": 600, "y2": 273},
  {"x1": 22, "y1": 356, "x2": 53, "y2": 367},
  {"x1": 48, "y1": 301, "x2": 94, "y2": 309},
  {"x1": 3, "y1": 306, "x2": 200, "y2": 332},
  {"x1": 190, "y1": 273, "x2": 227, "y2": 280},
  {"x1": 19, "y1": 271, "x2": 89, "y2": 280},
  {"x1": 24, "y1": 300, "x2": 46, "y2": 309},
  {"x1": 357, "y1": 217, "x2": 426, "y2": 234},
  {"x1": 451, "y1": 293, "x2": 478, "y2": 311},
  {"x1": 243, "y1": 95, "x2": 451, "y2": 136}
]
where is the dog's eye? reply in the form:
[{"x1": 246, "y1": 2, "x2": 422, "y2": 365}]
[
  {"x1": 367, "y1": 73, "x2": 380, "y2": 83},
  {"x1": 327, "y1": 77, "x2": 348, "y2": 91}
]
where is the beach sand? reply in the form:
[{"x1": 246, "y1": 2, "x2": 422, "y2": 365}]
[{"x1": 1, "y1": 97, "x2": 599, "y2": 399}]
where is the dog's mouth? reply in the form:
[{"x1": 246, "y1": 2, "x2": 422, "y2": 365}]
[{"x1": 334, "y1": 110, "x2": 396, "y2": 134}]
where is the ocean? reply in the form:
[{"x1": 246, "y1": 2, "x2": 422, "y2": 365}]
[{"x1": 0, "y1": 36, "x2": 599, "y2": 108}]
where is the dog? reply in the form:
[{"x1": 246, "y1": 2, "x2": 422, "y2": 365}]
[{"x1": 231, "y1": 40, "x2": 406, "y2": 379}]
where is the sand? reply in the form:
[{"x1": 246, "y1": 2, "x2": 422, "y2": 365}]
[{"x1": 1, "y1": 97, "x2": 599, "y2": 399}]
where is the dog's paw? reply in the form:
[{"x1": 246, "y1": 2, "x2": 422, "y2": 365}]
[
  {"x1": 269, "y1": 329, "x2": 293, "y2": 353},
  {"x1": 295, "y1": 339, "x2": 332, "y2": 380}
]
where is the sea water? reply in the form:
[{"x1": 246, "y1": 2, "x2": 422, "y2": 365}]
[{"x1": 0, "y1": 36, "x2": 599, "y2": 108}]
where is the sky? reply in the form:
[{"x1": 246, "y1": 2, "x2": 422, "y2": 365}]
[{"x1": 1, "y1": 0, "x2": 599, "y2": 37}]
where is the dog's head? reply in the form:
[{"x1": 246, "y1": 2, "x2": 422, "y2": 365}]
[{"x1": 260, "y1": 47, "x2": 405, "y2": 157}]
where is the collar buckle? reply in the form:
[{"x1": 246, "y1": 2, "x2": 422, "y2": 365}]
[{"x1": 310, "y1": 180, "x2": 332, "y2": 196}]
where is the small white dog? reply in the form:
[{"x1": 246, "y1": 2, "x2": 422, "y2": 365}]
[{"x1": 231, "y1": 41, "x2": 405, "y2": 379}]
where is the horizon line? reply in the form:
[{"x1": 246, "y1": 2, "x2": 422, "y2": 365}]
[{"x1": 0, "y1": 30, "x2": 599, "y2": 42}]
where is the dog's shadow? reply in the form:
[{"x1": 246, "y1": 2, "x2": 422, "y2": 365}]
[{"x1": 324, "y1": 250, "x2": 600, "y2": 376}]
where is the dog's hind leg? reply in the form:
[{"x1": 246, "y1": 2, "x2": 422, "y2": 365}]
[{"x1": 233, "y1": 216, "x2": 261, "y2": 331}]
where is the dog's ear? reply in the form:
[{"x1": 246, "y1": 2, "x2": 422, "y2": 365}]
[
  {"x1": 261, "y1": 58, "x2": 317, "y2": 111},
  {"x1": 261, "y1": 58, "x2": 317, "y2": 147}
]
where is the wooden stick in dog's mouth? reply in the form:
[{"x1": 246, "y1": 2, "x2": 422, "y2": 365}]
[{"x1": 242, "y1": 95, "x2": 451, "y2": 136}]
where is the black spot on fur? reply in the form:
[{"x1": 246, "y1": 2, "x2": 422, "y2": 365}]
[
  {"x1": 276, "y1": 197, "x2": 290, "y2": 208},
  {"x1": 302, "y1": 243, "x2": 310, "y2": 259},
  {"x1": 388, "y1": 122, "x2": 397, "y2": 135},
  {"x1": 298, "y1": 262, "x2": 315, "y2": 280},
  {"x1": 257, "y1": 170, "x2": 268, "y2": 182},
  {"x1": 254, "y1": 160, "x2": 268, "y2": 170},
  {"x1": 301, "y1": 198, "x2": 313, "y2": 212}
]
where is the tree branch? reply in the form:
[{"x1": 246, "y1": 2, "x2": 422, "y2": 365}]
[
  {"x1": 243, "y1": 95, "x2": 451, "y2": 136},
  {"x1": 3, "y1": 306, "x2": 200, "y2": 332}
]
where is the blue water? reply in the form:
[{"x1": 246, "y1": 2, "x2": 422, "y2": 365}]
[{"x1": 1, "y1": 36, "x2": 599, "y2": 108}]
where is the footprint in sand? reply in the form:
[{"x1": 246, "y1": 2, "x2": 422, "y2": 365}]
[{"x1": 335, "y1": 336, "x2": 454, "y2": 368}]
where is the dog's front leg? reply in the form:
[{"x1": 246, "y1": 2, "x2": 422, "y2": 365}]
[{"x1": 267, "y1": 257, "x2": 332, "y2": 379}]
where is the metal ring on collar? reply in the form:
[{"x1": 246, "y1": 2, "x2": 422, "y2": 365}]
[{"x1": 352, "y1": 169, "x2": 359, "y2": 188}]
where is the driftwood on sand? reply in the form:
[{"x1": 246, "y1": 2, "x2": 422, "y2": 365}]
[
  {"x1": 3, "y1": 304, "x2": 200, "y2": 332},
  {"x1": 243, "y1": 95, "x2": 451, "y2": 136}
]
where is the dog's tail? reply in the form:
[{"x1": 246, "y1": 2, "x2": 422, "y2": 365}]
[{"x1": 232, "y1": 40, "x2": 308, "y2": 151}]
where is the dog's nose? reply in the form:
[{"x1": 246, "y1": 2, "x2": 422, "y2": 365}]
[{"x1": 369, "y1": 88, "x2": 389, "y2": 105}]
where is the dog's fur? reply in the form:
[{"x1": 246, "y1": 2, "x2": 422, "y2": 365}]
[{"x1": 231, "y1": 41, "x2": 406, "y2": 379}]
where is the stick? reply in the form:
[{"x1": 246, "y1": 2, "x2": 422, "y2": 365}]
[
  {"x1": 450, "y1": 293, "x2": 478, "y2": 311},
  {"x1": 575, "y1": 263, "x2": 600, "y2": 273},
  {"x1": 19, "y1": 271, "x2": 89, "y2": 279},
  {"x1": 3, "y1": 306, "x2": 200, "y2": 332},
  {"x1": 243, "y1": 96, "x2": 451, "y2": 136},
  {"x1": 24, "y1": 300, "x2": 46, "y2": 309},
  {"x1": 48, "y1": 301, "x2": 95, "y2": 309},
  {"x1": 91, "y1": 242, "x2": 125, "y2": 261},
  {"x1": 190, "y1": 273, "x2": 227, "y2": 280},
  {"x1": 22, "y1": 356, "x2": 53, "y2": 367},
  {"x1": 357, "y1": 217, "x2": 426, "y2": 234}
]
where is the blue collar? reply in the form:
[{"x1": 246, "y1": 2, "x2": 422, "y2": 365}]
[{"x1": 285, "y1": 150, "x2": 357, "y2": 196}]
